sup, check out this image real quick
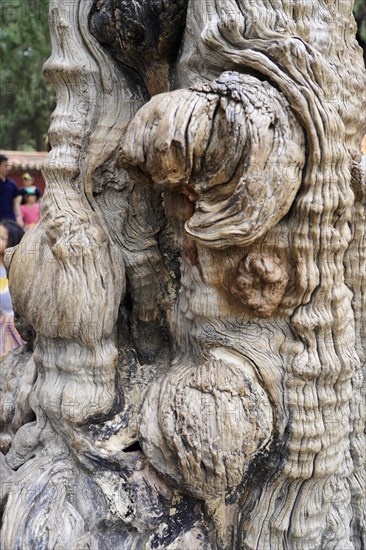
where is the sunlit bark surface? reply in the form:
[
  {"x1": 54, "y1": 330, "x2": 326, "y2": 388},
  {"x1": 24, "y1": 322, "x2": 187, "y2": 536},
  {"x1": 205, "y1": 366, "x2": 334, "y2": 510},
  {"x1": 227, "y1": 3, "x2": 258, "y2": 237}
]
[{"x1": 0, "y1": 1, "x2": 365, "y2": 548}]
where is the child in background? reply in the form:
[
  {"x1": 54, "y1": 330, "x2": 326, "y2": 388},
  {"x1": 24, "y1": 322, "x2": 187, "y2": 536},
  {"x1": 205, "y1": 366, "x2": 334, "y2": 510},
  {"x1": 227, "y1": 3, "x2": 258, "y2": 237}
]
[
  {"x1": 20, "y1": 189, "x2": 40, "y2": 230},
  {"x1": 20, "y1": 173, "x2": 41, "y2": 204},
  {"x1": 0, "y1": 219, "x2": 25, "y2": 355}
]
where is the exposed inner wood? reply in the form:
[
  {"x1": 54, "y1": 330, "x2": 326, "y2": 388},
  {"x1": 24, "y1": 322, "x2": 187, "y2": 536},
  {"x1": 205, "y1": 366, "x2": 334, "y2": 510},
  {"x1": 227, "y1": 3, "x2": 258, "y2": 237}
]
[{"x1": 0, "y1": 1, "x2": 365, "y2": 549}]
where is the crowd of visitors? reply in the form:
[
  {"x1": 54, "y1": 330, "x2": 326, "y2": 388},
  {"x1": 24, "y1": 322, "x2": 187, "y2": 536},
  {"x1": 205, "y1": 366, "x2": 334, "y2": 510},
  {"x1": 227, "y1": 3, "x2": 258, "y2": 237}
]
[
  {"x1": 0, "y1": 154, "x2": 42, "y2": 230},
  {"x1": 0, "y1": 220, "x2": 25, "y2": 355},
  {"x1": 0, "y1": 153, "x2": 42, "y2": 355}
]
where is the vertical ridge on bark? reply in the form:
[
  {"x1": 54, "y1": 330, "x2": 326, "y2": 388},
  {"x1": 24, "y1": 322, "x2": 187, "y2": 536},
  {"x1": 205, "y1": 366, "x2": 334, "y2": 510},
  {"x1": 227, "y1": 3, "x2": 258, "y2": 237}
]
[{"x1": 0, "y1": 1, "x2": 364, "y2": 548}]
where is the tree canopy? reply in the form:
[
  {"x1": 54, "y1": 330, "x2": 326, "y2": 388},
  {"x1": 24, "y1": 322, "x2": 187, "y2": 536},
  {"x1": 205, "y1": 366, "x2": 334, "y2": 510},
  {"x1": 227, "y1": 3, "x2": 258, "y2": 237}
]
[
  {"x1": 354, "y1": 0, "x2": 366, "y2": 63},
  {"x1": 0, "y1": 0, "x2": 55, "y2": 151}
]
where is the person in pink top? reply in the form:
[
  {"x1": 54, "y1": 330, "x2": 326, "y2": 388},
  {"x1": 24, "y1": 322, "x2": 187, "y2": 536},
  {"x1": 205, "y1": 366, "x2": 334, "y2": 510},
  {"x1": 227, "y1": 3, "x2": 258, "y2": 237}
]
[{"x1": 20, "y1": 189, "x2": 40, "y2": 230}]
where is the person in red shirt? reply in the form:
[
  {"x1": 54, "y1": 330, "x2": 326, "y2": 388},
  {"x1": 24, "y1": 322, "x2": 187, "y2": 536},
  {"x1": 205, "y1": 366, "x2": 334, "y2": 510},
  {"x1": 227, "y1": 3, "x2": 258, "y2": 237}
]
[{"x1": 20, "y1": 189, "x2": 41, "y2": 230}]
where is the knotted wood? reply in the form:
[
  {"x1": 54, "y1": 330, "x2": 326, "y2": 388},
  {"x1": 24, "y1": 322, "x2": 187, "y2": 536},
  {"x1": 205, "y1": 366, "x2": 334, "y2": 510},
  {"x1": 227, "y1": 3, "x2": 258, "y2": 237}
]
[{"x1": 0, "y1": 1, "x2": 365, "y2": 549}]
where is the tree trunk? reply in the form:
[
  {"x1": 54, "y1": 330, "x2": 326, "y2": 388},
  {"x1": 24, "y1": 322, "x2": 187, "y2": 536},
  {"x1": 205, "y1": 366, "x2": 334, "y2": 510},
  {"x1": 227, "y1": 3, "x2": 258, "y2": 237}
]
[{"x1": 1, "y1": 1, "x2": 365, "y2": 549}]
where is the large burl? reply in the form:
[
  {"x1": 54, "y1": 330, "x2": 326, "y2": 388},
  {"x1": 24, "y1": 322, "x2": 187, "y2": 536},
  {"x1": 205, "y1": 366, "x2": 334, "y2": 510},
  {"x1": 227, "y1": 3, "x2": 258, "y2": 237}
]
[
  {"x1": 139, "y1": 348, "x2": 273, "y2": 543},
  {"x1": 121, "y1": 71, "x2": 305, "y2": 249},
  {"x1": 1, "y1": 0, "x2": 365, "y2": 548},
  {"x1": 139, "y1": 349, "x2": 273, "y2": 499}
]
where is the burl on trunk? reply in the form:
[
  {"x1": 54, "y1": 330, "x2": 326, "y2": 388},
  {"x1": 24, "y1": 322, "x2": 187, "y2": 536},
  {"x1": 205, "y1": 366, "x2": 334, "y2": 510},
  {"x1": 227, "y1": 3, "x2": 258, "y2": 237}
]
[{"x1": 1, "y1": 1, "x2": 365, "y2": 549}]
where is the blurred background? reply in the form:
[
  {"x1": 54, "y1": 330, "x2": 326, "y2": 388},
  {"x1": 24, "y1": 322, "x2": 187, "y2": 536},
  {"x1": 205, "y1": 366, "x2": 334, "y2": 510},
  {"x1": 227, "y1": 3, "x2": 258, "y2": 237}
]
[{"x1": 1, "y1": 0, "x2": 52, "y2": 189}]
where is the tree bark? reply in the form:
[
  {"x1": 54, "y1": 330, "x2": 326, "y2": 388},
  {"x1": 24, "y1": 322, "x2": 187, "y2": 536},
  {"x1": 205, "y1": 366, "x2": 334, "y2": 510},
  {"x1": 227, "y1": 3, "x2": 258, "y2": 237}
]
[{"x1": 0, "y1": 1, "x2": 365, "y2": 549}]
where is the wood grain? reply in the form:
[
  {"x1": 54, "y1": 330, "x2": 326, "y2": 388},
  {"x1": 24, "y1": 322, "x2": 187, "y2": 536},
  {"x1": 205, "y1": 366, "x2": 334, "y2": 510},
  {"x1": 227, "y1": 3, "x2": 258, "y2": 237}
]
[{"x1": 0, "y1": 1, "x2": 365, "y2": 548}]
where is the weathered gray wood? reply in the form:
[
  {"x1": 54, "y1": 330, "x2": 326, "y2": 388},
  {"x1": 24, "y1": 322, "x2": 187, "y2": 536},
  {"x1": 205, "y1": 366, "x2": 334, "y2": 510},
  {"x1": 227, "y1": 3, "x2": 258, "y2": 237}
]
[{"x1": 0, "y1": 1, "x2": 365, "y2": 549}]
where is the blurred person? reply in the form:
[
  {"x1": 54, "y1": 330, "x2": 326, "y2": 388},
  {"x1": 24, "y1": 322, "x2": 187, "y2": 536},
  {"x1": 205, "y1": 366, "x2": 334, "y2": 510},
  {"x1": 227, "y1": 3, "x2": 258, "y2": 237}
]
[
  {"x1": 20, "y1": 189, "x2": 41, "y2": 231},
  {"x1": 0, "y1": 219, "x2": 25, "y2": 355},
  {"x1": 20, "y1": 172, "x2": 42, "y2": 204},
  {"x1": 361, "y1": 134, "x2": 366, "y2": 174},
  {"x1": 0, "y1": 154, "x2": 24, "y2": 227}
]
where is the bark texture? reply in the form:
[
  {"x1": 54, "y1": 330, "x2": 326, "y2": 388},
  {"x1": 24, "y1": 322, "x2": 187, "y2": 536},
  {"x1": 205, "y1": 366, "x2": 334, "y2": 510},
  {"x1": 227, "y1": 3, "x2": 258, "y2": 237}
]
[{"x1": 0, "y1": 1, "x2": 365, "y2": 549}]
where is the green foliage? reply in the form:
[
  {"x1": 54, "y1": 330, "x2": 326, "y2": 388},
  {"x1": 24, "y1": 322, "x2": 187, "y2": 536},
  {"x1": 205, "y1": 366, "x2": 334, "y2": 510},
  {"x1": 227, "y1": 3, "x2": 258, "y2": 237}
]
[
  {"x1": 0, "y1": 0, "x2": 55, "y2": 151},
  {"x1": 354, "y1": 0, "x2": 366, "y2": 60}
]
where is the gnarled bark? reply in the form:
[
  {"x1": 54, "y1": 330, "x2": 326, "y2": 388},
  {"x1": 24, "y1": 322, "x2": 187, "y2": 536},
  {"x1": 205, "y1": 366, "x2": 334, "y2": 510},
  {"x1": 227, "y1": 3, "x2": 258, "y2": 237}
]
[{"x1": 0, "y1": 1, "x2": 365, "y2": 549}]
